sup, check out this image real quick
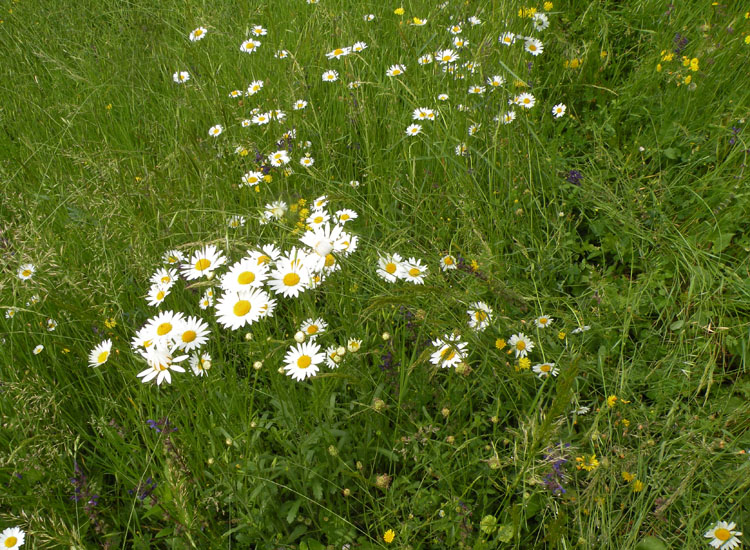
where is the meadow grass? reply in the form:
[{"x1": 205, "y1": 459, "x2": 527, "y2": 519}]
[{"x1": 1, "y1": 0, "x2": 749, "y2": 548}]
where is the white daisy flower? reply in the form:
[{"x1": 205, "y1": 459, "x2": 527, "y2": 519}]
[
  {"x1": 326, "y1": 47, "x2": 351, "y2": 60},
  {"x1": 147, "y1": 283, "x2": 170, "y2": 307},
  {"x1": 386, "y1": 64, "x2": 406, "y2": 77},
  {"x1": 402, "y1": 257, "x2": 428, "y2": 284},
  {"x1": 247, "y1": 80, "x2": 264, "y2": 95},
  {"x1": 173, "y1": 71, "x2": 190, "y2": 83},
  {"x1": 175, "y1": 315, "x2": 210, "y2": 352},
  {"x1": 190, "y1": 352, "x2": 212, "y2": 376},
  {"x1": 182, "y1": 244, "x2": 226, "y2": 280},
  {"x1": 163, "y1": 249, "x2": 185, "y2": 265},
  {"x1": 87, "y1": 339, "x2": 112, "y2": 367},
  {"x1": 251, "y1": 25, "x2": 267, "y2": 36},
  {"x1": 436, "y1": 49, "x2": 459, "y2": 64},
  {"x1": 18, "y1": 263, "x2": 35, "y2": 280},
  {"x1": 352, "y1": 41, "x2": 368, "y2": 52},
  {"x1": 215, "y1": 289, "x2": 269, "y2": 330},
  {"x1": 534, "y1": 315, "x2": 553, "y2": 328},
  {"x1": 516, "y1": 93, "x2": 536, "y2": 109},
  {"x1": 552, "y1": 103, "x2": 567, "y2": 118},
  {"x1": 335, "y1": 209, "x2": 358, "y2": 224},
  {"x1": 532, "y1": 362, "x2": 559, "y2": 378},
  {"x1": 143, "y1": 310, "x2": 185, "y2": 347},
  {"x1": 189, "y1": 27, "x2": 207, "y2": 42},
  {"x1": 406, "y1": 124, "x2": 422, "y2": 136},
  {"x1": 525, "y1": 37, "x2": 544, "y2": 56},
  {"x1": 283, "y1": 341, "x2": 326, "y2": 381},
  {"x1": 300, "y1": 317, "x2": 327, "y2": 339},
  {"x1": 418, "y1": 54, "x2": 433, "y2": 65},
  {"x1": 324, "y1": 345, "x2": 339, "y2": 369},
  {"x1": 268, "y1": 251, "x2": 311, "y2": 298},
  {"x1": 376, "y1": 253, "x2": 403, "y2": 282},
  {"x1": 240, "y1": 39, "x2": 261, "y2": 54},
  {"x1": 33, "y1": 344, "x2": 44, "y2": 355},
  {"x1": 293, "y1": 99, "x2": 308, "y2": 110},
  {"x1": 499, "y1": 32, "x2": 516, "y2": 46},
  {"x1": 322, "y1": 70, "x2": 339, "y2": 82},
  {"x1": 440, "y1": 255, "x2": 457, "y2": 271},
  {"x1": 208, "y1": 124, "x2": 223, "y2": 137},
  {"x1": 508, "y1": 333, "x2": 534, "y2": 358},
  {"x1": 430, "y1": 334, "x2": 467, "y2": 368},
  {"x1": 347, "y1": 338, "x2": 362, "y2": 353},
  {"x1": 467, "y1": 301, "x2": 493, "y2": 332},
  {"x1": 221, "y1": 258, "x2": 269, "y2": 293},
  {"x1": 0, "y1": 527, "x2": 25, "y2": 550},
  {"x1": 268, "y1": 150, "x2": 290, "y2": 166},
  {"x1": 704, "y1": 521, "x2": 742, "y2": 550},
  {"x1": 136, "y1": 342, "x2": 189, "y2": 386}
]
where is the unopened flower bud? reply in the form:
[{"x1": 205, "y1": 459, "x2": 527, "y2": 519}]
[
  {"x1": 294, "y1": 331, "x2": 306, "y2": 343},
  {"x1": 253, "y1": 361, "x2": 263, "y2": 370},
  {"x1": 336, "y1": 346, "x2": 346, "y2": 357},
  {"x1": 382, "y1": 332, "x2": 391, "y2": 341}
]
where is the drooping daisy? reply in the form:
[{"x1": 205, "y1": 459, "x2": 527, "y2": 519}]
[
  {"x1": 413, "y1": 108, "x2": 436, "y2": 121},
  {"x1": 5, "y1": 308, "x2": 17, "y2": 319},
  {"x1": 221, "y1": 258, "x2": 269, "y2": 293},
  {"x1": 33, "y1": 344, "x2": 44, "y2": 355},
  {"x1": 467, "y1": 301, "x2": 493, "y2": 332},
  {"x1": 227, "y1": 215, "x2": 246, "y2": 229},
  {"x1": 300, "y1": 317, "x2": 327, "y2": 339},
  {"x1": 552, "y1": 103, "x2": 567, "y2": 118},
  {"x1": 516, "y1": 93, "x2": 536, "y2": 109},
  {"x1": 275, "y1": 49, "x2": 289, "y2": 58},
  {"x1": 534, "y1": 315, "x2": 553, "y2": 328},
  {"x1": 163, "y1": 249, "x2": 184, "y2": 265},
  {"x1": 283, "y1": 341, "x2": 326, "y2": 381},
  {"x1": 704, "y1": 521, "x2": 742, "y2": 550},
  {"x1": 300, "y1": 222, "x2": 345, "y2": 259},
  {"x1": 418, "y1": 54, "x2": 433, "y2": 65},
  {"x1": 376, "y1": 253, "x2": 403, "y2": 282},
  {"x1": 525, "y1": 38, "x2": 544, "y2": 56},
  {"x1": 430, "y1": 334, "x2": 467, "y2": 368},
  {"x1": 240, "y1": 39, "x2": 261, "y2": 54},
  {"x1": 190, "y1": 352, "x2": 212, "y2": 376},
  {"x1": 189, "y1": 27, "x2": 207, "y2": 42},
  {"x1": 173, "y1": 71, "x2": 190, "y2": 83},
  {"x1": 508, "y1": 333, "x2": 534, "y2": 358},
  {"x1": 438, "y1": 93, "x2": 449, "y2": 101},
  {"x1": 88, "y1": 339, "x2": 112, "y2": 368},
  {"x1": 411, "y1": 17, "x2": 427, "y2": 26},
  {"x1": 182, "y1": 244, "x2": 226, "y2": 280},
  {"x1": 0, "y1": 527, "x2": 25, "y2": 550},
  {"x1": 322, "y1": 70, "x2": 339, "y2": 82},
  {"x1": 250, "y1": 243, "x2": 282, "y2": 266},
  {"x1": 229, "y1": 89, "x2": 243, "y2": 99},
  {"x1": 352, "y1": 41, "x2": 367, "y2": 52},
  {"x1": 468, "y1": 85, "x2": 485, "y2": 94},
  {"x1": 265, "y1": 201, "x2": 288, "y2": 220},
  {"x1": 499, "y1": 32, "x2": 516, "y2": 46},
  {"x1": 18, "y1": 263, "x2": 35, "y2": 280},
  {"x1": 348, "y1": 81, "x2": 363, "y2": 89},
  {"x1": 326, "y1": 47, "x2": 351, "y2": 60},
  {"x1": 386, "y1": 64, "x2": 406, "y2": 77},
  {"x1": 453, "y1": 36, "x2": 468, "y2": 48},
  {"x1": 406, "y1": 124, "x2": 422, "y2": 136},
  {"x1": 468, "y1": 16, "x2": 482, "y2": 25},
  {"x1": 364, "y1": 14, "x2": 375, "y2": 21},
  {"x1": 312, "y1": 195, "x2": 328, "y2": 209},
  {"x1": 533, "y1": 362, "x2": 559, "y2": 378},
  {"x1": 455, "y1": 142, "x2": 468, "y2": 156},
  {"x1": 215, "y1": 289, "x2": 268, "y2": 330},
  {"x1": 293, "y1": 99, "x2": 308, "y2": 110},
  {"x1": 500, "y1": 110, "x2": 516, "y2": 124},
  {"x1": 208, "y1": 124, "x2": 223, "y2": 137},
  {"x1": 137, "y1": 343, "x2": 189, "y2": 386},
  {"x1": 251, "y1": 25, "x2": 267, "y2": 36},
  {"x1": 571, "y1": 325, "x2": 591, "y2": 334},
  {"x1": 468, "y1": 123, "x2": 481, "y2": 136},
  {"x1": 47, "y1": 318, "x2": 57, "y2": 331},
  {"x1": 402, "y1": 257, "x2": 428, "y2": 284},
  {"x1": 175, "y1": 315, "x2": 210, "y2": 352},
  {"x1": 198, "y1": 292, "x2": 213, "y2": 310}
]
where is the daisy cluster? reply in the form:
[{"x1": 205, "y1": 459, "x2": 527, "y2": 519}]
[{"x1": 125, "y1": 198, "x2": 358, "y2": 385}]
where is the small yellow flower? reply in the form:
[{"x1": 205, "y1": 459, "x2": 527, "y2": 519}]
[
  {"x1": 632, "y1": 480, "x2": 644, "y2": 492},
  {"x1": 622, "y1": 418, "x2": 630, "y2": 427},
  {"x1": 689, "y1": 58, "x2": 699, "y2": 71},
  {"x1": 682, "y1": 56, "x2": 690, "y2": 67},
  {"x1": 607, "y1": 395, "x2": 618, "y2": 407},
  {"x1": 575, "y1": 454, "x2": 600, "y2": 472},
  {"x1": 745, "y1": 35, "x2": 750, "y2": 44},
  {"x1": 394, "y1": 7, "x2": 404, "y2": 15},
  {"x1": 543, "y1": 1, "x2": 553, "y2": 10},
  {"x1": 104, "y1": 317, "x2": 117, "y2": 329},
  {"x1": 622, "y1": 471, "x2": 635, "y2": 482},
  {"x1": 661, "y1": 51, "x2": 674, "y2": 61},
  {"x1": 263, "y1": 174, "x2": 273, "y2": 183},
  {"x1": 495, "y1": 338, "x2": 506, "y2": 350},
  {"x1": 470, "y1": 259, "x2": 479, "y2": 272},
  {"x1": 105, "y1": 103, "x2": 112, "y2": 110},
  {"x1": 600, "y1": 50, "x2": 608, "y2": 58},
  {"x1": 384, "y1": 529, "x2": 395, "y2": 543},
  {"x1": 558, "y1": 331, "x2": 566, "y2": 340},
  {"x1": 656, "y1": 63, "x2": 662, "y2": 72},
  {"x1": 518, "y1": 357, "x2": 531, "y2": 370}
]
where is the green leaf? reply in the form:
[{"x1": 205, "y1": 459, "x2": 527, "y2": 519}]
[
  {"x1": 635, "y1": 536, "x2": 668, "y2": 550},
  {"x1": 669, "y1": 320, "x2": 684, "y2": 331},
  {"x1": 663, "y1": 147, "x2": 680, "y2": 160}
]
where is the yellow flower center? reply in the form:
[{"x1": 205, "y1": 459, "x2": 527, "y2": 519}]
[
  {"x1": 307, "y1": 325, "x2": 318, "y2": 334},
  {"x1": 158, "y1": 362, "x2": 168, "y2": 371},
  {"x1": 441, "y1": 348, "x2": 456, "y2": 361},
  {"x1": 541, "y1": 364, "x2": 551, "y2": 372},
  {"x1": 233, "y1": 300, "x2": 251, "y2": 316},
  {"x1": 283, "y1": 273, "x2": 301, "y2": 286},
  {"x1": 22, "y1": 269, "x2": 31, "y2": 277},
  {"x1": 444, "y1": 257, "x2": 454, "y2": 265},
  {"x1": 156, "y1": 290, "x2": 165, "y2": 300},
  {"x1": 384, "y1": 262, "x2": 397, "y2": 274},
  {"x1": 297, "y1": 355, "x2": 312, "y2": 369},
  {"x1": 523, "y1": 98, "x2": 530, "y2": 104},
  {"x1": 408, "y1": 267, "x2": 420, "y2": 277},
  {"x1": 313, "y1": 216, "x2": 324, "y2": 224},
  {"x1": 529, "y1": 44, "x2": 537, "y2": 51},
  {"x1": 182, "y1": 330, "x2": 196, "y2": 343},
  {"x1": 97, "y1": 351, "x2": 109, "y2": 363},
  {"x1": 167, "y1": 256, "x2": 178, "y2": 263},
  {"x1": 156, "y1": 322, "x2": 172, "y2": 336},
  {"x1": 474, "y1": 311, "x2": 487, "y2": 321},
  {"x1": 334, "y1": 48, "x2": 344, "y2": 56},
  {"x1": 323, "y1": 254, "x2": 335, "y2": 267},
  {"x1": 516, "y1": 341, "x2": 526, "y2": 350},
  {"x1": 715, "y1": 529, "x2": 732, "y2": 542},
  {"x1": 194, "y1": 29, "x2": 203, "y2": 36},
  {"x1": 5, "y1": 536, "x2": 18, "y2": 547},
  {"x1": 257, "y1": 255, "x2": 270, "y2": 265},
  {"x1": 539, "y1": 317, "x2": 548, "y2": 324},
  {"x1": 340, "y1": 213, "x2": 350, "y2": 220},
  {"x1": 160, "y1": 276, "x2": 170, "y2": 283},
  {"x1": 195, "y1": 258, "x2": 211, "y2": 271},
  {"x1": 237, "y1": 271, "x2": 255, "y2": 285}
]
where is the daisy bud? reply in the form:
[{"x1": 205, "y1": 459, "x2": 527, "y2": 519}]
[
  {"x1": 342, "y1": 488, "x2": 351, "y2": 497},
  {"x1": 373, "y1": 398, "x2": 387, "y2": 412},
  {"x1": 328, "y1": 445, "x2": 338, "y2": 457},
  {"x1": 356, "y1": 461, "x2": 363, "y2": 470},
  {"x1": 333, "y1": 354, "x2": 343, "y2": 364},
  {"x1": 294, "y1": 331, "x2": 306, "y2": 343},
  {"x1": 336, "y1": 346, "x2": 346, "y2": 357},
  {"x1": 226, "y1": 438, "x2": 232, "y2": 446},
  {"x1": 253, "y1": 361, "x2": 263, "y2": 370},
  {"x1": 446, "y1": 435, "x2": 455, "y2": 444},
  {"x1": 245, "y1": 332, "x2": 253, "y2": 341},
  {"x1": 277, "y1": 366, "x2": 285, "y2": 374},
  {"x1": 382, "y1": 332, "x2": 391, "y2": 341},
  {"x1": 441, "y1": 407, "x2": 450, "y2": 418},
  {"x1": 250, "y1": 421, "x2": 257, "y2": 428},
  {"x1": 207, "y1": 458, "x2": 214, "y2": 465},
  {"x1": 206, "y1": 271, "x2": 215, "y2": 280}
]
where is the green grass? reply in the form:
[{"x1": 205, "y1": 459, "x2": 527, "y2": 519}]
[{"x1": 1, "y1": 0, "x2": 749, "y2": 548}]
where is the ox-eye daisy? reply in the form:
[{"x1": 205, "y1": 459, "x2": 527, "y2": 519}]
[
  {"x1": 300, "y1": 317, "x2": 327, "y2": 339},
  {"x1": 467, "y1": 301, "x2": 493, "y2": 331},
  {"x1": 221, "y1": 258, "x2": 268, "y2": 293},
  {"x1": 386, "y1": 64, "x2": 406, "y2": 77},
  {"x1": 0, "y1": 527, "x2": 25, "y2": 550},
  {"x1": 89, "y1": 339, "x2": 112, "y2": 367},
  {"x1": 430, "y1": 334, "x2": 467, "y2": 368},
  {"x1": 284, "y1": 341, "x2": 326, "y2": 381},
  {"x1": 533, "y1": 362, "x2": 559, "y2": 378},
  {"x1": 704, "y1": 521, "x2": 742, "y2": 550},
  {"x1": 182, "y1": 244, "x2": 226, "y2": 280},
  {"x1": 406, "y1": 124, "x2": 422, "y2": 136},
  {"x1": 190, "y1": 352, "x2": 212, "y2": 376},
  {"x1": 208, "y1": 125, "x2": 223, "y2": 137},
  {"x1": 189, "y1": 27, "x2": 207, "y2": 42},
  {"x1": 535, "y1": 315, "x2": 553, "y2": 328},
  {"x1": 322, "y1": 70, "x2": 339, "y2": 82},
  {"x1": 508, "y1": 333, "x2": 534, "y2": 358},
  {"x1": 175, "y1": 316, "x2": 210, "y2": 352},
  {"x1": 137, "y1": 343, "x2": 188, "y2": 386},
  {"x1": 18, "y1": 263, "x2": 35, "y2": 280},
  {"x1": 377, "y1": 253, "x2": 403, "y2": 282},
  {"x1": 215, "y1": 289, "x2": 269, "y2": 330},
  {"x1": 240, "y1": 39, "x2": 261, "y2": 54},
  {"x1": 402, "y1": 257, "x2": 428, "y2": 284}
]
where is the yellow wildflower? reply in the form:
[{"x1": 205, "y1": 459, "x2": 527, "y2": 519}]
[
  {"x1": 656, "y1": 63, "x2": 662, "y2": 72},
  {"x1": 518, "y1": 357, "x2": 531, "y2": 370},
  {"x1": 470, "y1": 259, "x2": 479, "y2": 272},
  {"x1": 558, "y1": 331, "x2": 566, "y2": 340},
  {"x1": 384, "y1": 529, "x2": 395, "y2": 543},
  {"x1": 607, "y1": 395, "x2": 618, "y2": 407},
  {"x1": 576, "y1": 454, "x2": 600, "y2": 472},
  {"x1": 689, "y1": 58, "x2": 699, "y2": 71},
  {"x1": 104, "y1": 317, "x2": 117, "y2": 329},
  {"x1": 600, "y1": 50, "x2": 608, "y2": 58},
  {"x1": 394, "y1": 7, "x2": 404, "y2": 15},
  {"x1": 632, "y1": 480, "x2": 644, "y2": 492},
  {"x1": 495, "y1": 338, "x2": 506, "y2": 350},
  {"x1": 622, "y1": 471, "x2": 635, "y2": 482},
  {"x1": 263, "y1": 174, "x2": 273, "y2": 183},
  {"x1": 544, "y1": 2, "x2": 553, "y2": 10},
  {"x1": 746, "y1": 35, "x2": 750, "y2": 44}
]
